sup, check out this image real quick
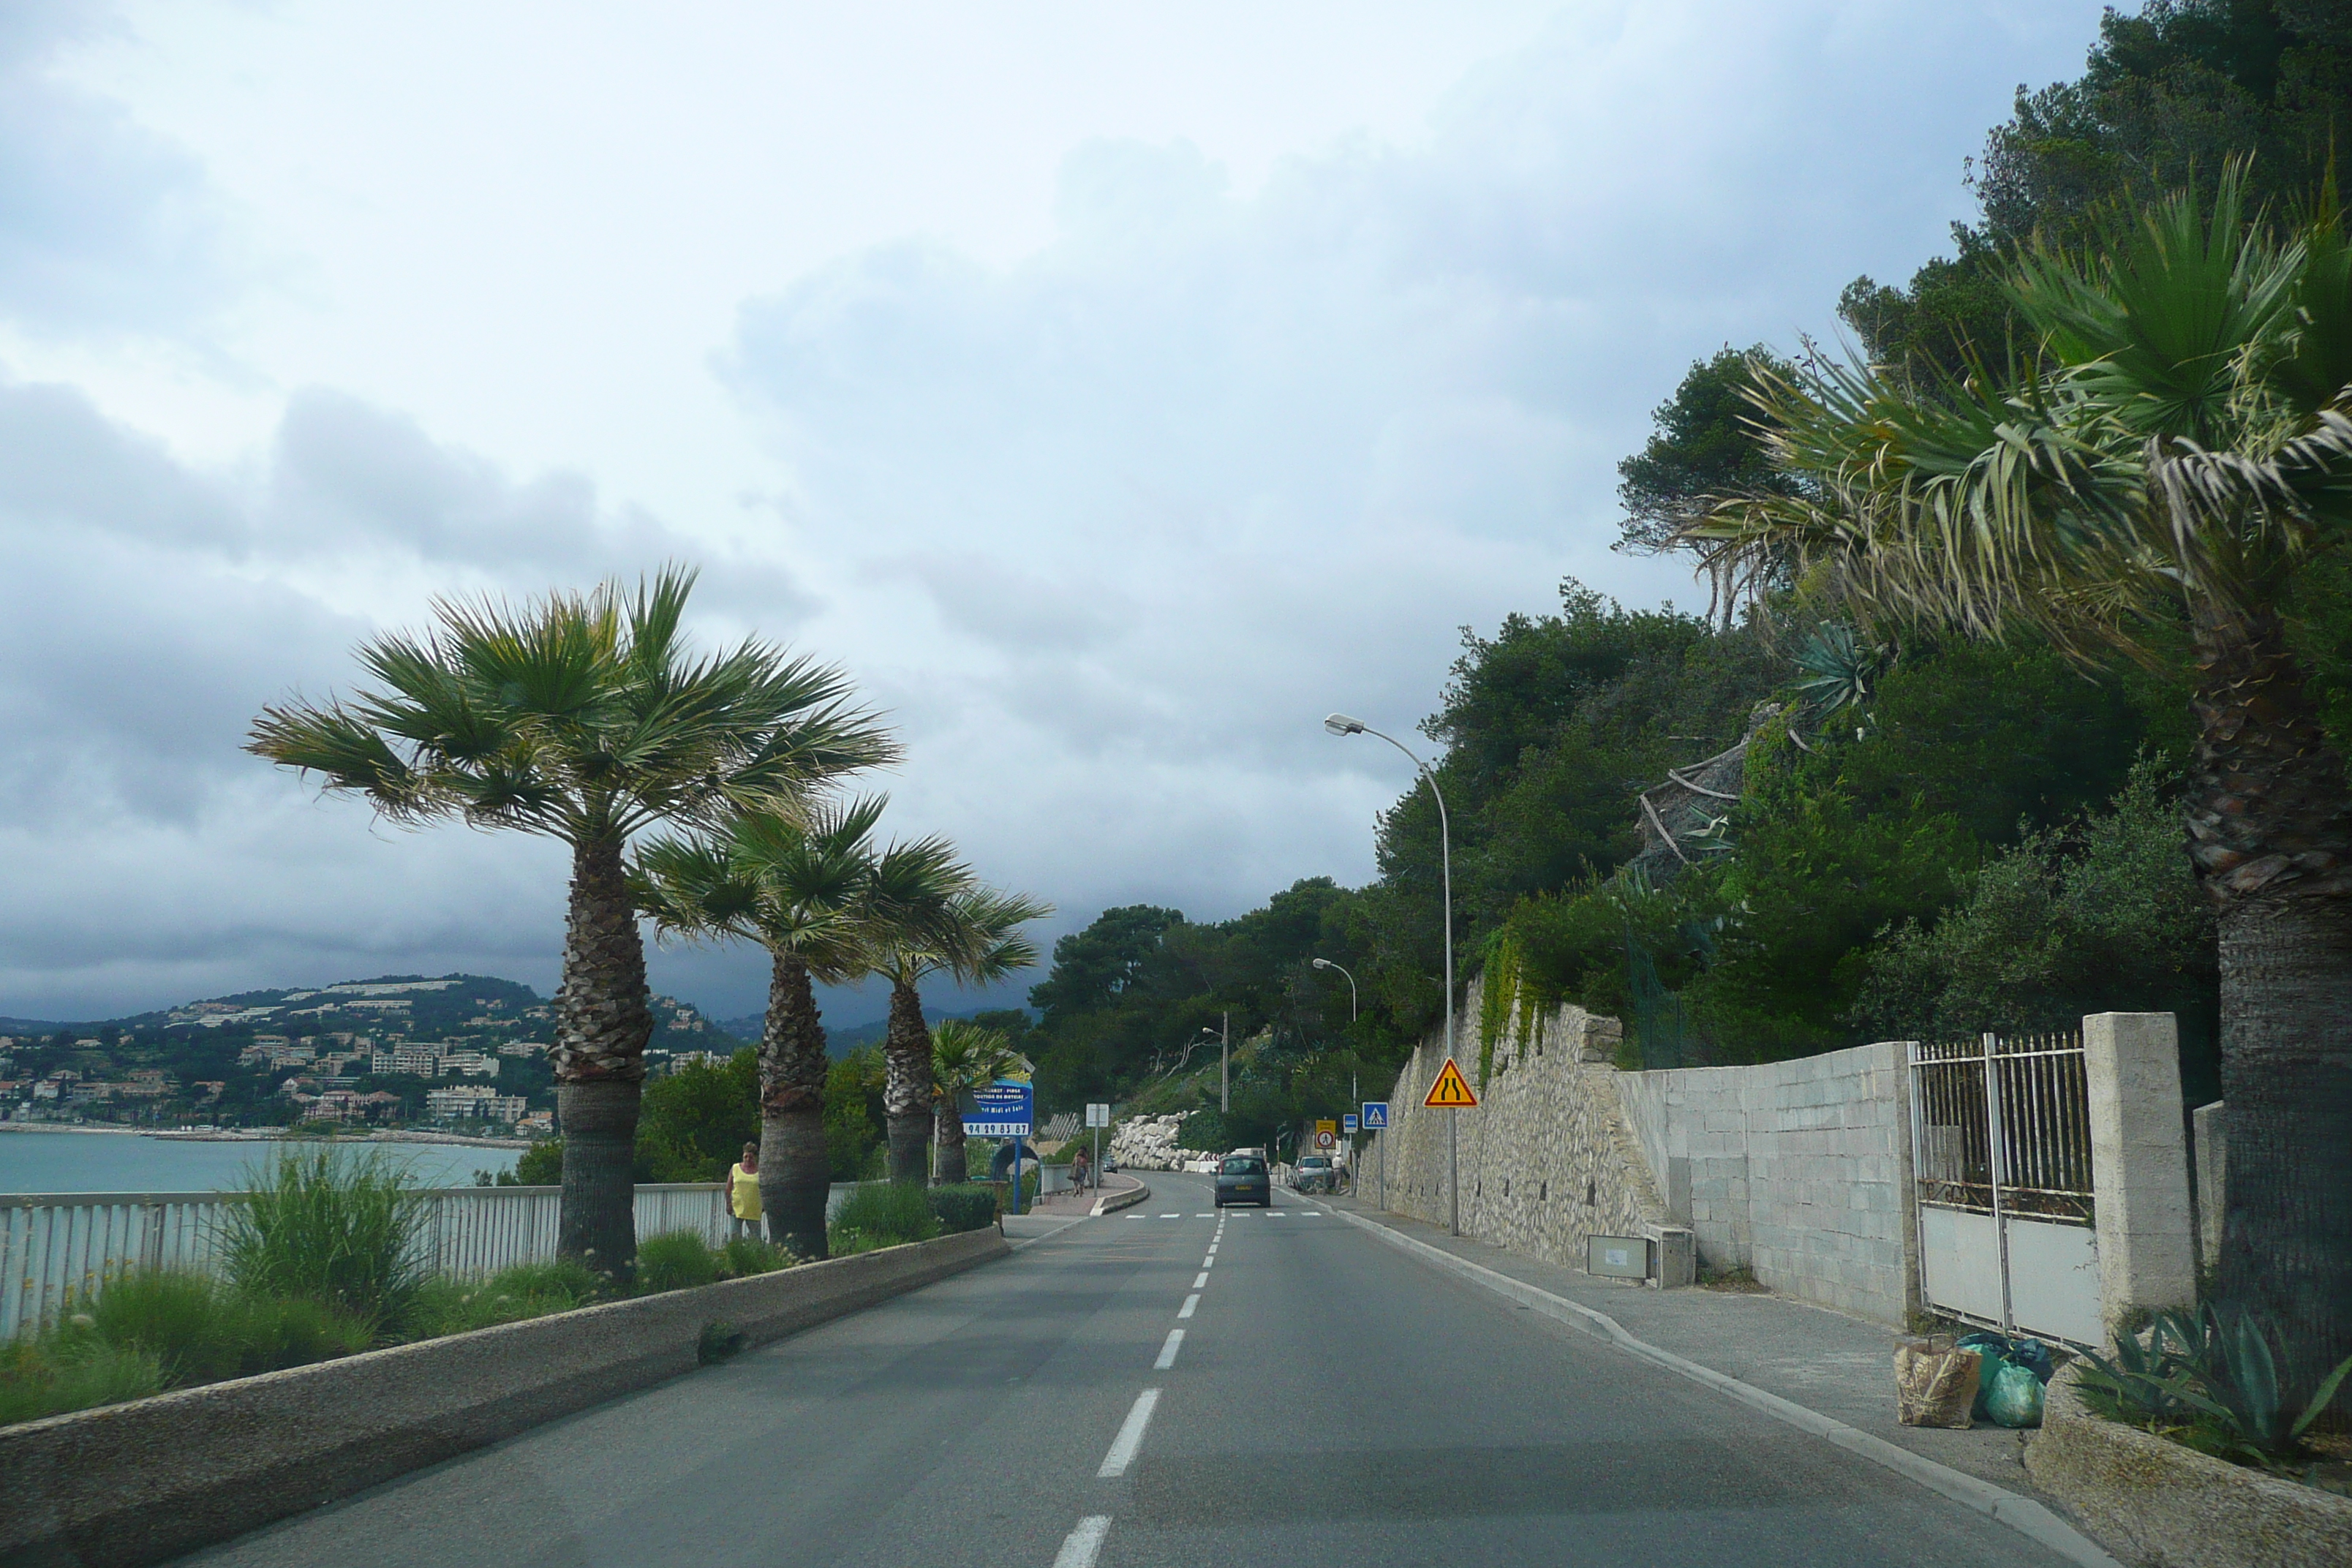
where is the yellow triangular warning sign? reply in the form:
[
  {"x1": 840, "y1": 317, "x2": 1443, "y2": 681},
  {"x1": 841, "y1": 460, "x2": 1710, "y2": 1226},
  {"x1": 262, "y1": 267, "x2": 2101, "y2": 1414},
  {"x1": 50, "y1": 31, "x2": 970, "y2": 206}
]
[{"x1": 1423, "y1": 1055, "x2": 1479, "y2": 1109}]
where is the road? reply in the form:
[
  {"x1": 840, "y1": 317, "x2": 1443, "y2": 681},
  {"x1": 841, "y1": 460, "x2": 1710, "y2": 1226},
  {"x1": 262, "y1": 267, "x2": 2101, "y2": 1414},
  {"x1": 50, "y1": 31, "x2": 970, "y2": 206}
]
[{"x1": 181, "y1": 1172, "x2": 2073, "y2": 1568}]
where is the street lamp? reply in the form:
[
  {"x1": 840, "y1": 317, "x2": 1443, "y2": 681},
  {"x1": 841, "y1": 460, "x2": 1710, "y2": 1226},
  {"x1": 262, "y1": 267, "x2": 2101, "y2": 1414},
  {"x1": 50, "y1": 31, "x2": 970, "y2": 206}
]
[
  {"x1": 1312, "y1": 956, "x2": 1371, "y2": 1206},
  {"x1": 1195, "y1": 1017, "x2": 1229, "y2": 1113},
  {"x1": 1324, "y1": 712, "x2": 1458, "y2": 1236},
  {"x1": 1311, "y1": 957, "x2": 1357, "y2": 1021}
]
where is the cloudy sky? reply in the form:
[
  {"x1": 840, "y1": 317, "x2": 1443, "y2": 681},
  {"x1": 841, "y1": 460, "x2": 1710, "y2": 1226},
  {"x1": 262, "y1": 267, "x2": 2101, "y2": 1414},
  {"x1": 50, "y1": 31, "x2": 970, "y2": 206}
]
[{"x1": 0, "y1": 0, "x2": 2111, "y2": 1027}]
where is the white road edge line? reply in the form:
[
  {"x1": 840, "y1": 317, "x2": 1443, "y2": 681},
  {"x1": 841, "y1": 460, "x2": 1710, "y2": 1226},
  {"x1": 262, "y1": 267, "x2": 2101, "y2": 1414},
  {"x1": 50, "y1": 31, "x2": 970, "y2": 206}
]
[
  {"x1": 1097, "y1": 1389, "x2": 1161, "y2": 1477},
  {"x1": 1052, "y1": 1515, "x2": 1112, "y2": 1568},
  {"x1": 1304, "y1": 1196, "x2": 2122, "y2": 1568},
  {"x1": 1155, "y1": 1329, "x2": 1185, "y2": 1369}
]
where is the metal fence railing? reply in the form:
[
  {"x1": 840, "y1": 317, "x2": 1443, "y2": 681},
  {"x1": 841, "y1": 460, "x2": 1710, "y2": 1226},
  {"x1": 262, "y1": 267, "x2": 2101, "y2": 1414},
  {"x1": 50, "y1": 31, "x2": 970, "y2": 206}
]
[
  {"x1": 1910, "y1": 1032, "x2": 2094, "y2": 1224},
  {"x1": 0, "y1": 1184, "x2": 731, "y2": 1340}
]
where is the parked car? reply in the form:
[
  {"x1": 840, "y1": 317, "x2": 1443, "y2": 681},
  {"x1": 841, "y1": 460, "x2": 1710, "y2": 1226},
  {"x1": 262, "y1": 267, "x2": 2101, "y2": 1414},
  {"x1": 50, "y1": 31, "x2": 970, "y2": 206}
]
[
  {"x1": 1293, "y1": 1155, "x2": 1335, "y2": 1194},
  {"x1": 1215, "y1": 1154, "x2": 1271, "y2": 1207}
]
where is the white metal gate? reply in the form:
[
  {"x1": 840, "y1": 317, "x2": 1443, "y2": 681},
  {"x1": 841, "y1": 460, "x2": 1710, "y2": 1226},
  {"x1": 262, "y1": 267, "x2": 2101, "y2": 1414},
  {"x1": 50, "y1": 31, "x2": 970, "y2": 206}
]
[{"x1": 1908, "y1": 1033, "x2": 2103, "y2": 1347}]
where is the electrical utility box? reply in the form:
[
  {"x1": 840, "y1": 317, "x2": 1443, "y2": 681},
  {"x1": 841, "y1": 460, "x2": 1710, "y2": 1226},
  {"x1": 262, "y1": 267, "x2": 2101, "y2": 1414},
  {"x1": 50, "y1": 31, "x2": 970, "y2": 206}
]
[{"x1": 1586, "y1": 1235, "x2": 1653, "y2": 1281}]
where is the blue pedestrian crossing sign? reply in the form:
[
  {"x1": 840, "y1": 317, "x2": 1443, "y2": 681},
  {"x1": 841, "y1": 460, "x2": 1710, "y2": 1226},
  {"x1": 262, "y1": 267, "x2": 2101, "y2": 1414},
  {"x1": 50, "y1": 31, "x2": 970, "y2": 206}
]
[
  {"x1": 1361, "y1": 1101, "x2": 1389, "y2": 1129},
  {"x1": 1343, "y1": 1113, "x2": 1359, "y2": 1133}
]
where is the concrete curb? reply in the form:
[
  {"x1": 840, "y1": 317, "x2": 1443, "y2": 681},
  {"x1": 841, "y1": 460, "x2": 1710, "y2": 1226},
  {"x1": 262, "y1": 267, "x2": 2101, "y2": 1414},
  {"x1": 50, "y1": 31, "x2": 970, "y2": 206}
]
[
  {"x1": 0, "y1": 1227, "x2": 1009, "y2": 1568},
  {"x1": 1091, "y1": 1180, "x2": 1151, "y2": 1217},
  {"x1": 2024, "y1": 1363, "x2": 2352, "y2": 1567},
  {"x1": 1310, "y1": 1196, "x2": 2120, "y2": 1568}
]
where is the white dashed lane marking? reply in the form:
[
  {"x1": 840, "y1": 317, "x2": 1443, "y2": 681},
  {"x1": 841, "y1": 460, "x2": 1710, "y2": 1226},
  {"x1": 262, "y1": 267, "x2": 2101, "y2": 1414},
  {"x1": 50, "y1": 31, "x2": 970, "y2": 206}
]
[
  {"x1": 1178, "y1": 1293, "x2": 1200, "y2": 1319},
  {"x1": 1052, "y1": 1515, "x2": 1112, "y2": 1568},
  {"x1": 1192, "y1": 1271, "x2": 1208, "y2": 1287},
  {"x1": 1097, "y1": 1389, "x2": 1161, "y2": 1477},
  {"x1": 1153, "y1": 1329, "x2": 1184, "y2": 1370}
]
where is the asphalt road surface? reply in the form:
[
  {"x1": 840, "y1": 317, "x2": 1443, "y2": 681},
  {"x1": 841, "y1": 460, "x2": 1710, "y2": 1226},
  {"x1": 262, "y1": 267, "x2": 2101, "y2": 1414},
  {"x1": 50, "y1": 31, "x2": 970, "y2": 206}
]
[{"x1": 181, "y1": 1172, "x2": 2073, "y2": 1568}]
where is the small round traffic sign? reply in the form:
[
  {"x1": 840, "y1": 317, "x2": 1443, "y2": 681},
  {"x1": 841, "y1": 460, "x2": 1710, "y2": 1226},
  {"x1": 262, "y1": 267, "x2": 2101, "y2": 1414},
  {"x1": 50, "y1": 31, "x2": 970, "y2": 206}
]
[{"x1": 1314, "y1": 1129, "x2": 1335, "y2": 1149}]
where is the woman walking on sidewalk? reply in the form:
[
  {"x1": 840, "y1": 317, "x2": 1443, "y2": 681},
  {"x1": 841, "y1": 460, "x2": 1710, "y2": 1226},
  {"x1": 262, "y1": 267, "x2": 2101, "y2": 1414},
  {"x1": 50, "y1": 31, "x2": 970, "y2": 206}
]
[
  {"x1": 1071, "y1": 1145, "x2": 1092, "y2": 1192},
  {"x1": 727, "y1": 1142, "x2": 763, "y2": 1240}
]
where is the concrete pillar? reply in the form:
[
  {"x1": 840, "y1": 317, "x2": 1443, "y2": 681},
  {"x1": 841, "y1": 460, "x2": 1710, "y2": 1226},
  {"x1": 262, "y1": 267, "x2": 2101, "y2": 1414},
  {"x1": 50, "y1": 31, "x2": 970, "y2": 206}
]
[
  {"x1": 2191, "y1": 1100, "x2": 2225, "y2": 1275},
  {"x1": 2084, "y1": 1013, "x2": 2197, "y2": 1336}
]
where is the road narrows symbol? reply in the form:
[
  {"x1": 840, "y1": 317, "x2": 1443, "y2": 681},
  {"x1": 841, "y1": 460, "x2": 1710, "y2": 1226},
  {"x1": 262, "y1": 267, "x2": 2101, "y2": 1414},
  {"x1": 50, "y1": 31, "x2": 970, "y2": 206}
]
[{"x1": 1423, "y1": 1055, "x2": 1479, "y2": 1109}]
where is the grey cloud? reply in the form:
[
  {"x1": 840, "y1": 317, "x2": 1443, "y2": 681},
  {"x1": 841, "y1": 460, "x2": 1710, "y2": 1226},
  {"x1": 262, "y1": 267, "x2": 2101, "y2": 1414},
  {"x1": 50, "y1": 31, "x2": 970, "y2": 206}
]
[
  {"x1": 0, "y1": 1, "x2": 244, "y2": 336},
  {"x1": 0, "y1": 378, "x2": 817, "y2": 1019}
]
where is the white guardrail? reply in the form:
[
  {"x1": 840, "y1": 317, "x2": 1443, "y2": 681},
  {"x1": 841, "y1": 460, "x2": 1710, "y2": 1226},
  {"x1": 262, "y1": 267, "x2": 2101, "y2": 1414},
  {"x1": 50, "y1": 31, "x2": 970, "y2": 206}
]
[{"x1": 0, "y1": 1184, "x2": 732, "y2": 1340}]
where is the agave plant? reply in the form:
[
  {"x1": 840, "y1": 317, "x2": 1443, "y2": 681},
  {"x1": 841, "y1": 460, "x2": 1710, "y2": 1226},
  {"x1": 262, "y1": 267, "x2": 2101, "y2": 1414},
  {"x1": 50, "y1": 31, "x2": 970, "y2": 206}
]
[
  {"x1": 2080, "y1": 1304, "x2": 2352, "y2": 1464},
  {"x1": 1790, "y1": 621, "x2": 1888, "y2": 720}
]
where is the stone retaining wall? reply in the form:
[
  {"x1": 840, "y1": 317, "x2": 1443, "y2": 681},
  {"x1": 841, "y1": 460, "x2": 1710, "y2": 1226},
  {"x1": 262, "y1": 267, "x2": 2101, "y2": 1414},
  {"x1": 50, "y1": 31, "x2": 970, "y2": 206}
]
[
  {"x1": 0, "y1": 1226, "x2": 1009, "y2": 1568},
  {"x1": 1360, "y1": 981, "x2": 1675, "y2": 1273}
]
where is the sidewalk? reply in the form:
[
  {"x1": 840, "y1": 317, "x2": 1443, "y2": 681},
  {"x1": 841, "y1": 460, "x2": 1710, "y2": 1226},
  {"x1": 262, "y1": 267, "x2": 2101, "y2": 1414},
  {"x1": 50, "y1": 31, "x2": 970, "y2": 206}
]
[
  {"x1": 1317, "y1": 1191, "x2": 2057, "y2": 1505},
  {"x1": 1019, "y1": 1171, "x2": 1143, "y2": 1218}
]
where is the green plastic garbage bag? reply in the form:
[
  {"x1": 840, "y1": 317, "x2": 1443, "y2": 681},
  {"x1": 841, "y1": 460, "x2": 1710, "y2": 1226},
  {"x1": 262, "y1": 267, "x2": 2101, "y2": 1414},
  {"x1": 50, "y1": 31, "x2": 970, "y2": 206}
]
[{"x1": 1983, "y1": 1360, "x2": 2046, "y2": 1428}]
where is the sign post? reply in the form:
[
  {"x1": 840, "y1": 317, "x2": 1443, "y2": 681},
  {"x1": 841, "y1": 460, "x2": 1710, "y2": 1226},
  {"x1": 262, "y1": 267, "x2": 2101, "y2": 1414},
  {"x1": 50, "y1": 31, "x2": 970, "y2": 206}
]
[
  {"x1": 1361, "y1": 1101, "x2": 1390, "y2": 1210},
  {"x1": 965, "y1": 1080, "x2": 1034, "y2": 1215},
  {"x1": 1085, "y1": 1101, "x2": 1110, "y2": 1194},
  {"x1": 1422, "y1": 1058, "x2": 1478, "y2": 1236}
]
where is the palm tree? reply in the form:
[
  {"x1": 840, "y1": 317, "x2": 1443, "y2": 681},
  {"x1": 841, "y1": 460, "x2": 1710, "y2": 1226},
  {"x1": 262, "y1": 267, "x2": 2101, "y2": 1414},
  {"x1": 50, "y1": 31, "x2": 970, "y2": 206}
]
[
  {"x1": 929, "y1": 1019, "x2": 1021, "y2": 1184},
  {"x1": 248, "y1": 569, "x2": 894, "y2": 1275},
  {"x1": 866, "y1": 886, "x2": 1051, "y2": 1184},
  {"x1": 1691, "y1": 170, "x2": 2352, "y2": 1380},
  {"x1": 633, "y1": 802, "x2": 958, "y2": 1256}
]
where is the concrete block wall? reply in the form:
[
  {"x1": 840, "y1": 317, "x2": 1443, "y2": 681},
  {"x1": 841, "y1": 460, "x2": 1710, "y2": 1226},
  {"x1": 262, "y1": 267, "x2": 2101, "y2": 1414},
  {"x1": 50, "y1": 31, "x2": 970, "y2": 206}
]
[{"x1": 1614, "y1": 1041, "x2": 1915, "y2": 1326}]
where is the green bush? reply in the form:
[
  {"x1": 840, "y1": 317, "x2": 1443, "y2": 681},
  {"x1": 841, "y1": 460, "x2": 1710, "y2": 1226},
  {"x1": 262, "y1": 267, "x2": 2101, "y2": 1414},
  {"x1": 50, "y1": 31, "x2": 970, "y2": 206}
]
[
  {"x1": 83, "y1": 1270, "x2": 369, "y2": 1383},
  {"x1": 221, "y1": 1149, "x2": 426, "y2": 1330},
  {"x1": 0, "y1": 1337, "x2": 164, "y2": 1427},
  {"x1": 721, "y1": 1237, "x2": 796, "y2": 1276},
  {"x1": 402, "y1": 1258, "x2": 604, "y2": 1338},
  {"x1": 927, "y1": 1186, "x2": 998, "y2": 1234},
  {"x1": 634, "y1": 1231, "x2": 723, "y2": 1293},
  {"x1": 829, "y1": 1182, "x2": 941, "y2": 1255},
  {"x1": 512, "y1": 1139, "x2": 563, "y2": 1185}
]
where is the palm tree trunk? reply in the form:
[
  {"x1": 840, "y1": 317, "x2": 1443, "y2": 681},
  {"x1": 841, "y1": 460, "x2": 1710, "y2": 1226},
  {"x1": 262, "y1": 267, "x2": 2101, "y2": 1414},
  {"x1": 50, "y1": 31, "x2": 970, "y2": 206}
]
[
  {"x1": 934, "y1": 1104, "x2": 970, "y2": 1184},
  {"x1": 2187, "y1": 611, "x2": 2352, "y2": 1384},
  {"x1": 756, "y1": 949, "x2": 832, "y2": 1258},
  {"x1": 551, "y1": 835, "x2": 652, "y2": 1278},
  {"x1": 881, "y1": 976, "x2": 933, "y2": 1185}
]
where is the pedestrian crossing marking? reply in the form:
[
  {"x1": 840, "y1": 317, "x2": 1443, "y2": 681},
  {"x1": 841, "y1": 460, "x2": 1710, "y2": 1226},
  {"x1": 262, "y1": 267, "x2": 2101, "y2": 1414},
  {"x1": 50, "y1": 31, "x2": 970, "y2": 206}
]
[{"x1": 1423, "y1": 1055, "x2": 1480, "y2": 1109}]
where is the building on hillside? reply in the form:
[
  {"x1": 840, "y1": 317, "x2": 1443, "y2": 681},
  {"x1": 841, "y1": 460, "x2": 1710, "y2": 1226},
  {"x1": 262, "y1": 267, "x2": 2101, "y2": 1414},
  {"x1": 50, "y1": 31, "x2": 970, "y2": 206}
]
[
  {"x1": 426, "y1": 1083, "x2": 498, "y2": 1120},
  {"x1": 371, "y1": 1045, "x2": 443, "y2": 1077},
  {"x1": 517, "y1": 1109, "x2": 554, "y2": 1137},
  {"x1": 495, "y1": 1040, "x2": 549, "y2": 1058},
  {"x1": 438, "y1": 1052, "x2": 500, "y2": 1079}
]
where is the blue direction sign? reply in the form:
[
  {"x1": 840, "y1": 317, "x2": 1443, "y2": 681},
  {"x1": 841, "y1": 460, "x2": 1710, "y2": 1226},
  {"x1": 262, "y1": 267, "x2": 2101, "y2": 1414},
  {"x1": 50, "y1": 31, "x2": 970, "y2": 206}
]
[
  {"x1": 964, "y1": 1079, "x2": 1034, "y2": 1137},
  {"x1": 1343, "y1": 1113, "x2": 1359, "y2": 1134},
  {"x1": 1361, "y1": 1101, "x2": 1390, "y2": 1129}
]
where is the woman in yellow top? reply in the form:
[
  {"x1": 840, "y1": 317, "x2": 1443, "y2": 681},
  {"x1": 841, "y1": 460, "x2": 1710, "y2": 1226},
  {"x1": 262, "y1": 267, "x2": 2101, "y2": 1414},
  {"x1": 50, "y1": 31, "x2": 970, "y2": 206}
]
[{"x1": 727, "y1": 1142, "x2": 762, "y2": 1240}]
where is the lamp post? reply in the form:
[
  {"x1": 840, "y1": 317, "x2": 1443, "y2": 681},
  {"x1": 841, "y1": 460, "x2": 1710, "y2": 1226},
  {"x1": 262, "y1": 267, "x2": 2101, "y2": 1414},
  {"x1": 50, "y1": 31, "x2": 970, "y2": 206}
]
[
  {"x1": 1314, "y1": 957, "x2": 1366, "y2": 1202},
  {"x1": 1324, "y1": 713, "x2": 1458, "y2": 1236},
  {"x1": 1194, "y1": 1019, "x2": 1229, "y2": 1115}
]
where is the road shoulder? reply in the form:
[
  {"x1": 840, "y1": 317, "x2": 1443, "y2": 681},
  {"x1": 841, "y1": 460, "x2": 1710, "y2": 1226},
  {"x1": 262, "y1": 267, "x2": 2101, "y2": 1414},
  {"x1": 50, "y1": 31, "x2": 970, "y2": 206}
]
[{"x1": 1305, "y1": 1192, "x2": 2119, "y2": 1568}]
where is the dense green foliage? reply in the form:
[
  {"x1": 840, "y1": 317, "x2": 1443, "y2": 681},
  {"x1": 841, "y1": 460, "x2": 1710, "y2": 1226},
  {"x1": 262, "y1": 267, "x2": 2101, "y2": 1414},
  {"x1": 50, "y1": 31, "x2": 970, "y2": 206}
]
[
  {"x1": 1846, "y1": 1, "x2": 2352, "y2": 377},
  {"x1": 925, "y1": 1185, "x2": 999, "y2": 1235},
  {"x1": 829, "y1": 1182, "x2": 941, "y2": 1254}
]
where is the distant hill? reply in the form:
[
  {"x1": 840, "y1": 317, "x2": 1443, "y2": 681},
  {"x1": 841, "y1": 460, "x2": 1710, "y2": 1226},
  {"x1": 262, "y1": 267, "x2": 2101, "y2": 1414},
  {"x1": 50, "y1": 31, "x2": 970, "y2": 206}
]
[{"x1": 3, "y1": 974, "x2": 733, "y2": 1055}]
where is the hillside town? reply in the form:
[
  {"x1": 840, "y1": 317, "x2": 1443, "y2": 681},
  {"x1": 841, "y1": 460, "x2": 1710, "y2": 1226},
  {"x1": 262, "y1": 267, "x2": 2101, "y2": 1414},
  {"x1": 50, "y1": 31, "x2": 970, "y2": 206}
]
[{"x1": 0, "y1": 974, "x2": 725, "y2": 1137}]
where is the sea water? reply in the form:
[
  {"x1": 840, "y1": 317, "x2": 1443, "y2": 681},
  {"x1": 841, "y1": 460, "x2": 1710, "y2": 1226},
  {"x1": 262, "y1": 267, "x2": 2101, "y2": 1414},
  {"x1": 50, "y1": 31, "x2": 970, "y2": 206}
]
[{"x1": 0, "y1": 1130, "x2": 521, "y2": 1194}]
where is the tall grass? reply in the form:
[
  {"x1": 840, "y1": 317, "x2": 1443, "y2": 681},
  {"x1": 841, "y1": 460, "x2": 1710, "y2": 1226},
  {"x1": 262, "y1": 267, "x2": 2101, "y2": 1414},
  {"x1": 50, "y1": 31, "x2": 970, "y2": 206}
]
[{"x1": 219, "y1": 1148, "x2": 426, "y2": 1330}]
